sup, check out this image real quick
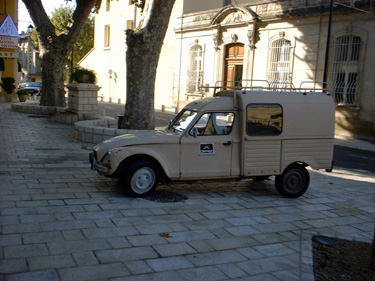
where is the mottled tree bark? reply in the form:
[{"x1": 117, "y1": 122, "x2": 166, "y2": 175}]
[
  {"x1": 22, "y1": 0, "x2": 98, "y2": 107},
  {"x1": 121, "y1": 0, "x2": 176, "y2": 130}
]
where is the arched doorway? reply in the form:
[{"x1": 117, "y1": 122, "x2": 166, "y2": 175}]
[{"x1": 224, "y1": 43, "x2": 244, "y2": 88}]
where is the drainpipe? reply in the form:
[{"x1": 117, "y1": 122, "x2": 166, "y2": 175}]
[{"x1": 323, "y1": 0, "x2": 334, "y2": 92}]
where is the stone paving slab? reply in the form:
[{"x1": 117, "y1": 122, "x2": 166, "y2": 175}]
[{"x1": 1, "y1": 103, "x2": 375, "y2": 280}]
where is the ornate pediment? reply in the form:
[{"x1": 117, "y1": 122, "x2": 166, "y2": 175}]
[
  {"x1": 223, "y1": 11, "x2": 245, "y2": 24},
  {"x1": 211, "y1": 6, "x2": 257, "y2": 26}
]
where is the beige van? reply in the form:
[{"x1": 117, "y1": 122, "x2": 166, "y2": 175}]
[{"x1": 90, "y1": 90, "x2": 335, "y2": 198}]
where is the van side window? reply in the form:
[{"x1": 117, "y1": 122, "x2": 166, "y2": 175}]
[
  {"x1": 191, "y1": 112, "x2": 235, "y2": 136},
  {"x1": 247, "y1": 104, "x2": 282, "y2": 135}
]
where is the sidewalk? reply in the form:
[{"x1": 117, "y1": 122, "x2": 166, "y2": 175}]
[
  {"x1": 0, "y1": 102, "x2": 374, "y2": 281},
  {"x1": 334, "y1": 135, "x2": 375, "y2": 152}
]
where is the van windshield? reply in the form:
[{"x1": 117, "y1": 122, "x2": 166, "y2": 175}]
[{"x1": 167, "y1": 110, "x2": 197, "y2": 133}]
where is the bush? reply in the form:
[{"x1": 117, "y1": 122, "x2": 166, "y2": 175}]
[
  {"x1": 0, "y1": 77, "x2": 16, "y2": 94},
  {"x1": 69, "y1": 67, "x2": 97, "y2": 84},
  {"x1": 16, "y1": 89, "x2": 30, "y2": 96}
]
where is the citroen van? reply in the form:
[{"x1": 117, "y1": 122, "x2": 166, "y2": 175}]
[{"x1": 90, "y1": 90, "x2": 335, "y2": 198}]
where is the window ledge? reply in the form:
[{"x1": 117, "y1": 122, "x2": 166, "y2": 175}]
[{"x1": 103, "y1": 47, "x2": 111, "y2": 51}]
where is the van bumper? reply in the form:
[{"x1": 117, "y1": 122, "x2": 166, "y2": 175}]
[{"x1": 89, "y1": 152, "x2": 109, "y2": 173}]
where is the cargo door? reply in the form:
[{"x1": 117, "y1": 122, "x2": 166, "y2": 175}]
[
  {"x1": 244, "y1": 140, "x2": 281, "y2": 176},
  {"x1": 243, "y1": 103, "x2": 283, "y2": 176}
]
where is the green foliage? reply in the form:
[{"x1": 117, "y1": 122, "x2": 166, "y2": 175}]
[
  {"x1": 0, "y1": 77, "x2": 16, "y2": 94},
  {"x1": 73, "y1": 16, "x2": 94, "y2": 68},
  {"x1": 50, "y1": 6, "x2": 74, "y2": 36},
  {"x1": 37, "y1": 7, "x2": 95, "y2": 71},
  {"x1": 31, "y1": 29, "x2": 39, "y2": 48},
  {"x1": 16, "y1": 89, "x2": 31, "y2": 96},
  {"x1": 69, "y1": 67, "x2": 97, "y2": 84}
]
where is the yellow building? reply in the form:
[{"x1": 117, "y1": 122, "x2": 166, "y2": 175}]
[{"x1": 0, "y1": 0, "x2": 19, "y2": 100}]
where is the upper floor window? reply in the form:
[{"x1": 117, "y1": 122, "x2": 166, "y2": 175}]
[
  {"x1": 126, "y1": 20, "x2": 134, "y2": 30},
  {"x1": 186, "y1": 43, "x2": 204, "y2": 93},
  {"x1": 267, "y1": 34, "x2": 292, "y2": 88},
  {"x1": 328, "y1": 35, "x2": 362, "y2": 106},
  {"x1": 104, "y1": 25, "x2": 110, "y2": 48},
  {"x1": 106, "y1": 0, "x2": 111, "y2": 11}
]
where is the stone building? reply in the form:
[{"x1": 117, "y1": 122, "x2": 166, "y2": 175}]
[
  {"x1": 18, "y1": 31, "x2": 41, "y2": 84},
  {"x1": 81, "y1": 0, "x2": 375, "y2": 140},
  {"x1": 173, "y1": 0, "x2": 375, "y2": 140}
]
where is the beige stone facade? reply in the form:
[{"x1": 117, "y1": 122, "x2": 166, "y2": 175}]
[{"x1": 80, "y1": 0, "x2": 375, "y2": 140}]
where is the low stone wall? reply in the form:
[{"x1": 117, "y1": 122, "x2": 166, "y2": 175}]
[
  {"x1": 11, "y1": 102, "x2": 65, "y2": 115},
  {"x1": 74, "y1": 118, "x2": 144, "y2": 144},
  {"x1": 10, "y1": 102, "x2": 135, "y2": 144}
]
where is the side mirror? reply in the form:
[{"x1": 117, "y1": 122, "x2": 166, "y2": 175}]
[{"x1": 190, "y1": 128, "x2": 199, "y2": 138}]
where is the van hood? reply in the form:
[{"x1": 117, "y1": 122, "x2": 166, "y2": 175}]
[{"x1": 94, "y1": 129, "x2": 179, "y2": 156}]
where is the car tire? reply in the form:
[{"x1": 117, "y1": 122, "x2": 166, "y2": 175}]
[
  {"x1": 122, "y1": 160, "x2": 159, "y2": 197},
  {"x1": 275, "y1": 164, "x2": 310, "y2": 198}
]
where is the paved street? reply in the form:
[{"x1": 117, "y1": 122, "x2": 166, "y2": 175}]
[{"x1": 1, "y1": 101, "x2": 375, "y2": 281}]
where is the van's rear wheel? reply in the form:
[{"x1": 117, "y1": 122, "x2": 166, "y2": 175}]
[
  {"x1": 275, "y1": 164, "x2": 309, "y2": 198},
  {"x1": 122, "y1": 160, "x2": 158, "y2": 197}
]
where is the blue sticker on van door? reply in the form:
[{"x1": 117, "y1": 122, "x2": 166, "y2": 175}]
[{"x1": 199, "y1": 143, "x2": 214, "y2": 156}]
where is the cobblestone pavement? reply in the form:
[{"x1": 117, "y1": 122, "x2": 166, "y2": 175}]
[{"x1": 1, "y1": 102, "x2": 374, "y2": 281}]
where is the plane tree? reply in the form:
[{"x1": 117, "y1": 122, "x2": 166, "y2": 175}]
[
  {"x1": 120, "y1": 0, "x2": 176, "y2": 130},
  {"x1": 22, "y1": 0, "x2": 101, "y2": 107}
]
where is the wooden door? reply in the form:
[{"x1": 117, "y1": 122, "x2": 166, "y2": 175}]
[{"x1": 224, "y1": 43, "x2": 244, "y2": 88}]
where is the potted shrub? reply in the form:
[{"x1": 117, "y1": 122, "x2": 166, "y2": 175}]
[
  {"x1": 69, "y1": 67, "x2": 97, "y2": 84},
  {"x1": 16, "y1": 89, "x2": 30, "y2": 102},
  {"x1": 0, "y1": 77, "x2": 16, "y2": 102}
]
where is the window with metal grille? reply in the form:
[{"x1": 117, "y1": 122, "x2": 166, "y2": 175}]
[
  {"x1": 328, "y1": 35, "x2": 361, "y2": 106},
  {"x1": 186, "y1": 44, "x2": 204, "y2": 93},
  {"x1": 267, "y1": 38, "x2": 292, "y2": 88}
]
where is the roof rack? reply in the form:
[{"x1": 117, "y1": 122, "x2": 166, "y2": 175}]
[{"x1": 198, "y1": 80, "x2": 325, "y2": 96}]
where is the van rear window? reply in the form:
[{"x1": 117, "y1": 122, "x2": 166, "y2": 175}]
[{"x1": 246, "y1": 104, "x2": 283, "y2": 136}]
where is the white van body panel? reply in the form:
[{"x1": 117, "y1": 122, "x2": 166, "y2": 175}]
[{"x1": 90, "y1": 89, "x2": 335, "y2": 198}]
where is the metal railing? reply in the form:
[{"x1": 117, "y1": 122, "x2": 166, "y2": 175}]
[{"x1": 198, "y1": 80, "x2": 325, "y2": 96}]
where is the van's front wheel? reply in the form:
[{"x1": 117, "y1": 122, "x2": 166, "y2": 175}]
[
  {"x1": 275, "y1": 164, "x2": 309, "y2": 198},
  {"x1": 122, "y1": 160, "x2": 159, "y2": 197}
]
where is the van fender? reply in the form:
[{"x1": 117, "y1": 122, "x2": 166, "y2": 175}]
[
  {"x1": 280, "y1": 161, "x2": 308, "y2": 174},
  {"x1": 112, "y1": 146, "x2": 173, "y2": 178}
]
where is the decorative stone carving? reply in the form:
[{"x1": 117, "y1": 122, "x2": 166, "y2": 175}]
[
  {"x1": 212, "y1": 28, "x2": 221, "y2": 51},
  {"x1": 231, "y1": 34, "x2": 238, "y2": 43},
  {"x1": 223, "y1": 11, "x2": 244, "y2": 24},
  {"x1": 247, "y1": 29, "x2": 254, "y2": 50}
]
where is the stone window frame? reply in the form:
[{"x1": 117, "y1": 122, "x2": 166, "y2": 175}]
[
  {"x1": 328, "y1": 27, "x2": 367, "y2": 106},
  {"x1": 266, "y1": 32, "x2": 294, "y2": 89}
]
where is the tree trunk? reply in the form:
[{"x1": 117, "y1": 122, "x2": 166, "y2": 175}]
[
  {"x1": 22, "y1": 0, "x2": 98, "y2": 107},
  {"x1": 121, "y1": 0, "x2": 176, "y2": 130},
  {"x1": 39, "y1": 49, "x2": 67, "y2": 107}
]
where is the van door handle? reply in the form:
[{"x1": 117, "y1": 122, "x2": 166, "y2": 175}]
[{"x1": 223, "y1": 141, "x2": 232, "y2": 146}]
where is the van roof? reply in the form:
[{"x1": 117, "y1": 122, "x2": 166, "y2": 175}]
[{"x1": 184, "y1": 90, "x2": 333, "y2": 112}]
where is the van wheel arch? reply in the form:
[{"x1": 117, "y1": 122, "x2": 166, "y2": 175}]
[
  {"x1": 116, "y1": 155, "x2": 168, "y2": 197},
  {"x1": 275, "y1": 163, "x2": 310, "y2": 198},
  {"x1": 117, "y1": 155, "x2": 168, "y2": 183}
]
